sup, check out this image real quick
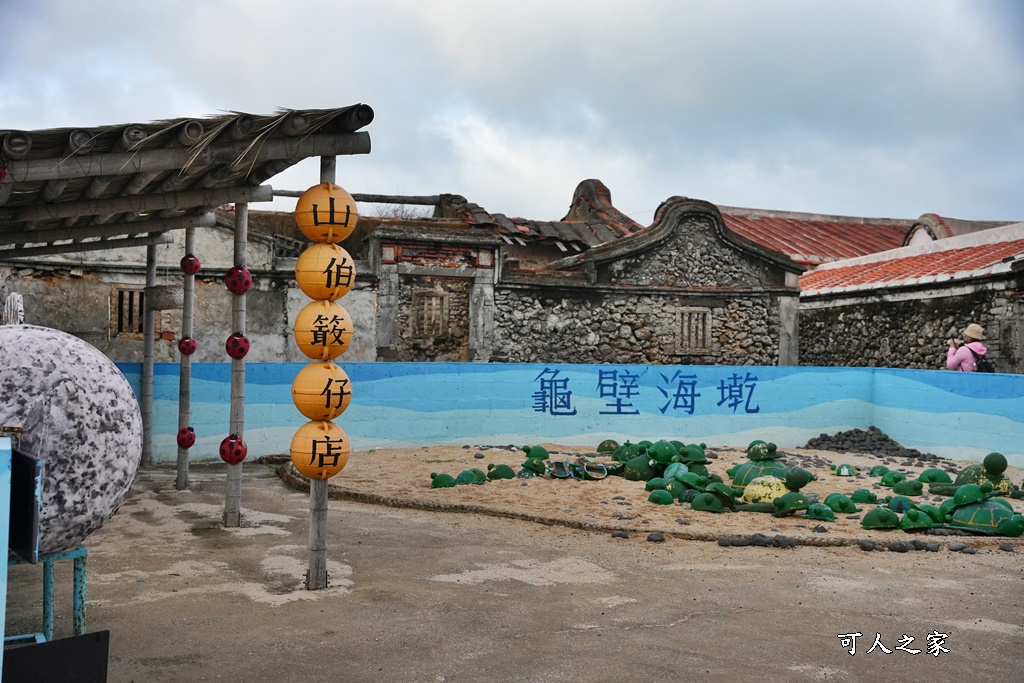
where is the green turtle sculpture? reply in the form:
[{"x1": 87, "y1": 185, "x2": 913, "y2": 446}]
[
  {"x1": 691, "y1": 492, "x2": 725, "y2": 513},
  {"x1": 805, "y1": 503, "x2": 836, "y2": 522},
  {"x1": 861, "y1": 507, "x2": 901, "y2": 530},
  {"x1": 772, "y1": 492, "x2": 812, "y2": 517},
  {"x1": 944, "y1": 484, "x2": 1024, "y2": 536},
  {"x1": 648, "y1": 440, "x2": 680, "y2": 464},
  {"x1": 430, "y1": 472, "x2": 457, "y2": 488},
  {"x1": 727, "y1": 450, "x2": 787, "y2": 491},
  {"x1": 892, "y1": 479, "x2": 924, "y2": 496},
  {"x1": 648, "y1": 489, "x2": 675, "y2": 505},
  {"x1": 704, "y1": 482, "x2": 738, "y2": 510},
  {"x1": 455, "y1": 468, "x2": 487, "y2": 485},
  {"x1": 517, "y1": 457, "x2": 548, "y2": 478},
  {"x1": 746, "y1": 441, "x2": 779, "y2": 461},
  {"x1": 664, "y1": 480, "x2": 688, "y2": 499},
  {"x1": 596, "y1": 439, "x2": 619, "y2": 454},
  {"x1": 823, "y1": 493, "x2": 861, "y2": 514},
  {"x1": 623, "y1": 455, "x2": 658, "y2": 481},
  {"x1": 678, "y1": 472, "x2": 709, "y2": 492},
  {"x1": 522, "y1": 445, "x2": 550, "y2": 460},
  {"x1": 486, "y1": 463, "x2": 516, "y2": 481},
  {"x1": 832, "y1": 463, "x2": 858, "y2": 477},
  {"x1": 886, "y1": 495, "x2": 916, "y2": 513},
  {"x1": 678, "y1": 443, "x2": 710, "y2": 465},
  {"x1": 930, "y1": 453, "x2": 1018, "y2": 496},
  {"x1": 784, "y1": 467, "x2": 815, "y2": 491},
  {"x1": 850, "y1": 488, "x2": 878, "y2": 504},
  {"x1": 918, "y1": 468, "x2": 953, "y2": 484},
  {"x1": 900, "y1": 508, "x2": 941, "y2": 531},
  {"x1": 869, "y1": 465, "x2": 890, "y2": 477},
  {"x1": 645, "y1": 477, "x2": 670, "y2": 492},
  {"x1": 663, "y1": 461, "x2": 690, "y2": 483},
  {"x1": 879, "y1": 470, "x2": 907, "y2": 487}
]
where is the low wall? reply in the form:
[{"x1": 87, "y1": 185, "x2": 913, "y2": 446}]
[{"x1": 119, "y1": 363, "x2": 1024, "y2": 468}]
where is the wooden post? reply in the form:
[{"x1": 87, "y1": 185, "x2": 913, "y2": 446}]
[
  {"x1": 224, "y1": 203, "x2": 247, "y2": 528},
  {"x1": 176, "y1": 227, "x2": 196, "y2": 490},
  {"x1": 306, "y1": 156, "x2": 336, "y2": 590},
  {"x1": 141, "y1": 244, "x2": 157, "y2": 467}
]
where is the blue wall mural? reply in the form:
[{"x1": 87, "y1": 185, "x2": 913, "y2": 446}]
[{"x1": 118, "y1": 363, "x2": 1024, "y2": 468}]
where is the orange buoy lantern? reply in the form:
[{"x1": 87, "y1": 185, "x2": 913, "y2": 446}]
[
  {"x1": 293, "y1": 300, "x2": 353, "y2": 360},
  {"x1": 294, "y1": 243, "x2": 356, "y2": 301},
  {"x1": 292, "y1": 361, "x2": 352, "y2": 421},
  {"x1": 294, "y1": 183, "x2": 359, "y2": 243},
  {"x1": 290, "y1": 420, "x2": 350, "y2": 480}
]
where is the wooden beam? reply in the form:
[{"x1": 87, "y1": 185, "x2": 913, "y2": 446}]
[
  {"x1": 8, "y1": 132, "x2": 371, "y2": 183},
  {"x1": 9, "y1": 185, "x2": 272, "y2": 222},
  {"x1": 0, "y1": 232, "x2": 173, "y2": 259},
  {"x1": 352, "y1": 193, "x2": 440, "y2": 205},
  {"x1": 0, "y1": 212, "x2": 216, "y2": 246}
]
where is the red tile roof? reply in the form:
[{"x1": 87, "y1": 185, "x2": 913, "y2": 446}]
[
  {"x1": 719, "y1": 209, "x2": 913, "y2": 266},
  {"x1": 800, "y1": 224, "x2": 1024, "y2": 295}
]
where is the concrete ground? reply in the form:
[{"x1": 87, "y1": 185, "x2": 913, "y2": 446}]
[{"x1": 6, "y1": 463, "x2": 1024, "y2": 683}]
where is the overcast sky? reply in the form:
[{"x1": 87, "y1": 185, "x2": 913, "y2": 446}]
[{"x1": 2, "y1": 0, "x2": 1022, "y2": 223}]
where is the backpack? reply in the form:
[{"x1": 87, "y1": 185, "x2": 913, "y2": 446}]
[{"x1": 967, "y1": 347, "x2": 995, "y2": 373}]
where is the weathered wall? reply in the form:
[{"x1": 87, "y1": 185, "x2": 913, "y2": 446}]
[
  {"x1": 800, "y1": 285, "x2": 1024, "y2": 372},
  {"x1": 124, "y1": 361, "x2": 1024, "y2": 467}
]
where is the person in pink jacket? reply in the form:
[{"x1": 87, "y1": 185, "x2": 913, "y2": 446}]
[{"x1": 947, "y1": 323, "x2": 988, "y2": 371}]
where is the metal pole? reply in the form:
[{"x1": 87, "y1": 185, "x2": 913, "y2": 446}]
[
  {"x1": 306, "y1": 156, "x2": 338, "y2": 590},
  {"x1": 224, "y1": 204, "x2": 247, "y2": 527},
  {"x1": 73, "y1": 554, "x2": 87, "y2": 636},
  {"x1": 42, "y1": 559, "x2": 54, "y2": 641},
  {"x1": 141, "y1": 244, "x2": 157, "y2": 467},
  {"x1": 176, "y1": 227, "x2": 196, "y2": 490}
]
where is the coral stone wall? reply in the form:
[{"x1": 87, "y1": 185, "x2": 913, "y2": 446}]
[
  {"x1": 492, "y1": 289, "x2": 778, "y2": 365},
  {"x1": 396, "y1": 275, "x2": 471, "y2": 361},
  {"x1": 800, "y1": 290, "x2": 1019, "y2": 371}
]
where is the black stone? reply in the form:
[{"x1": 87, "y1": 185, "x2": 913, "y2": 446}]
[
  {"x1": 948, "y1": 542, "x2": 968, "y2": 552},
  {"x1": 750, "y1": 533, "x2": 773, "y2": 547},
  {"x1": 611, "y1": 530, "x2": 629, "y2": 539},
  {"x1": 925, "y1": 542, "x2": 940, "y2": 552},
  {"x1": 858, "y1": 540, "x2": 875, "y2": 551},
  {"x1": 887, "y1": 541, "x2": 912, "y2": 553},
  {"x1": 812, "y1": 525, "x2": 829, "y2": 533},
  {"x1": 999, "y1": 544, "x2": 1014, "y2": 552},
  {"x1": 646, "y1": 532, "x2": 665, "y2": 543}
]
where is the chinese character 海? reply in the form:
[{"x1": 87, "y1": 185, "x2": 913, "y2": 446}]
[
  {"x1": 838, "y1": 632, "x2": 863, "y2": 655},
  {"x1": 532, "y1": 368, "x2": 577, "y2": 416},
  {"x1": 716, "y1": 372, "x2": 761, "y2": 414},
  {"x1": 597, "y1": 369, "x2": 640, "y2": 415},
  {"x1": 925, "y1": 631, "x2": 950, "y2": 657},
  {"x1": 657, "y1": 370, "x2": 701, "y2": 415}
]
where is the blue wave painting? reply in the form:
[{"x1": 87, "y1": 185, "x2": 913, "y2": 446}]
[{"x1": 119, "y1": 363, "x2": 1024, "y2": 468}]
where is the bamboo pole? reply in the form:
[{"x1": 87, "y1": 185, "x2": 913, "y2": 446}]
[
  {"x1": 306, "y1": 156, "x2": 336, "y2": 591},
  {"x1": 141, "y1": 244, "x2": 157, "y2": 467},
  {"x1": 176, "y1": 227, "x2": 196, "y2": 491},
  {"x1": 223, "y1": 203, "x2": 247, "y2": 528},
  {"x1": 0, "y1": 212, "x2": 216, "y2": 247}
]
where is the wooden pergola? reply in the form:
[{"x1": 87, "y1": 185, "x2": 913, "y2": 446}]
[{"x1": 0, "y1": 105, "x2": 373, "y2": 544}]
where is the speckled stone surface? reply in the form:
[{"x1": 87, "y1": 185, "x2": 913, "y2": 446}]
[{"x1": 0, "y1": 325, "x2": 142, "y2": 553}]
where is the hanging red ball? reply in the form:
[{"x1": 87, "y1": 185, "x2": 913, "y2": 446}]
[
  {"x1": 225, "y1": 266, "x2": 252, "y2": 295},
  {"x1": 177, "y1": 426, "x2": 196, "y2": 449},
  {"x1": 177, "y1": 336, "x2": 197, "y2": 355},
  {"x1": 225, "y1": 332, "x2": 250, "y2": 359},
  {"x1": 219, "y1": 434, "x2": 248, "y2": 464},
  {"x1": 180, "y1": 254, "x2": 202, "y2": 275}
]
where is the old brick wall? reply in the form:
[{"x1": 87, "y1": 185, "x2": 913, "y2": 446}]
[{"x1": 396, "y1": 275, "x2": 471, "y2": 361}]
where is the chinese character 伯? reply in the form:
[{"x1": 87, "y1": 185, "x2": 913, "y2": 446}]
[
  {"x1": 322, "y1": 256, "x2": 353, "y2": 289},
  {"x1": 716, "y1": 372, "x2": 760, "y2": 414},
  {"x1": 597, "y1": 369, "x2": 640, "y2": 415},
  {"x1": 657, "y1": 370, "x2": 701, "y2": 415},
  {"x1": 532, "y1": 368, "x2": 577, "y2": 416}
]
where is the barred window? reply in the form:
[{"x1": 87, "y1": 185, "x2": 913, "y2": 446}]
[
  {"x1": 675, "y1": 307, "x2": 712, "y2": 354},
  {"x1": 112, "y1": 289, "x2": 146, "y2": 339},
  {"x1": 413, "y1": 291, "x2": 448, "y2": 336}
]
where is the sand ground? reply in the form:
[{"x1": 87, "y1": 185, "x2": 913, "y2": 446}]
[{"x1": 4, "y1": 444, "x2": 1023, "y2": 683}]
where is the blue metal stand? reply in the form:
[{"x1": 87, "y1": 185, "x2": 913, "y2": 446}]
[{"x1": 5, "y1": 545, "x2": 87, "y2": 644}]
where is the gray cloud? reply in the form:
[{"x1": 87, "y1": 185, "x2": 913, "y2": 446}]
[{"x1": 1, "y1": 0, "x2": 1021, "y2": 222}]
